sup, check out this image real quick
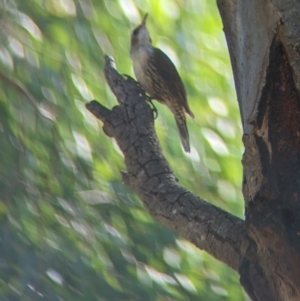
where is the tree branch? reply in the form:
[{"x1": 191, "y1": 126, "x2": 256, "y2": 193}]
[{"x1": 86, "y1": 56, "x2": 248, "y2": 271}]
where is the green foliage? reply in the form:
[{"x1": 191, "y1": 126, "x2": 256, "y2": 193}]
[{"x1": 0, "y1": 0, "x2": 245, "y2": 300}]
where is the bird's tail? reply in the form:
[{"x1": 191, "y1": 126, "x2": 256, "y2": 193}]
[{"x1": 175, "y1": 114, "x2": 190, "y2": 153}]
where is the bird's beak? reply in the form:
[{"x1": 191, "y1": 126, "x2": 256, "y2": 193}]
[{"x1": 142, "y1": 13, "x2": 148, "y2": 26}]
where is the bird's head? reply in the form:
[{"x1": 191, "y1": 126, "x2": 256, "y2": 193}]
[{"x1": 131, "y1": 14, "x2": 152, "y2": 49}]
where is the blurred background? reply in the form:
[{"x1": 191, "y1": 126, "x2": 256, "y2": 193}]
[{"x1": 0, "y1": 0, "x2": 246, "y2": 300}]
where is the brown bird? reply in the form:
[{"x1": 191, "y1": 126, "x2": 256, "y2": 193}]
[{"x1": 130, "y1": 14, "x2": 194, "y2": 152}]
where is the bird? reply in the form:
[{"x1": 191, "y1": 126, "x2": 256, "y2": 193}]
[{"x1": 130, "y1": 14, "x2": 194, "y2": 153}]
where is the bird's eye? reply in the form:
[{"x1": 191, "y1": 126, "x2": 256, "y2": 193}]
[{"x1": 133, "y1": 28, "x2": 139, "y2": 36}]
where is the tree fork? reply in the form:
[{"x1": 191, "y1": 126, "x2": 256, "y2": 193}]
[{"x1": 86, "y1": 56, "x2": 247, "y2": 272}]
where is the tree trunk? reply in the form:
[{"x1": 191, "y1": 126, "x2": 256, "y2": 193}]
[
  {"x1": 86, "y1": 1, "x2": 300, "y2": 300},
  {"x1": 219, "y1": 0, "x2": 300, "y2": 300}
]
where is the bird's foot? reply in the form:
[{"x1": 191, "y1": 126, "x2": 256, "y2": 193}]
[{"x1": 147, "y1": 97, "x2": 158, "y2": 119}]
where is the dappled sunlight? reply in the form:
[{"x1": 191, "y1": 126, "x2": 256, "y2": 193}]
[
  {"x1": 202, "y1": 128, "x2": 229, "y2": 156},
  {"x1": 72, "y1": 131, "x2": 93, "y2": 162},
  {"x1": 38, "y1": 101, "x2": 56, "y2": 121},
  {"x1": 203, "y1": 157, "x2": 221, "y2": 172},
  {"x1": 0, "y1": 0, "x2": 245, "y2": 300},
  {"x1": 55, "y1": 214, "x2": 71, "y2": 228},
  {"x1": 41, "y1": 86, "x2": 57, "y2": 104},
  {"x1": 17, "y1": 13, "x2": 42, "y2": 40},
  {"x1": 210, "y1": 284, "x2": 228, "y2": 297},
  {"x1": 187, "y1": 146, "x2": 200, "y2": 162},
  {"x1": 175, "y1": 273, "x2": 198, "y2": 294},
  {"x1": 78, "y1": 190, "x2": 112, "y2": 204},
  {"x1": 47, "y1": 269, "x2": 64, "y2": 285},
  {"x1": 118, "y1": 0, "x2": 140, "y2": 21},
  {"x1": 8, "y1": 38, "x2": 25, "y2": 58},
  {"x1": 216, "y1": 117, "x2": 237, "y2": 138},
  {"x1": 208, "y1": 97, "x2": 229, "y2": 116},
  {"x1": 217, "y1": 179, "x2": 237, "y2": 203},
  {"x1": 71, "y1": 74, "x2": 94, "y2": 100},
  {"x1": 66, "y1": 51, "x2": 82, "y2": 71},
  {"x1": 0, "y1": 48, "x2": 13, "y2": 69},
  {"x1": 157, "y1": 41, "x2": 180, "y2": 68},
  {"x1": 163, "y1": 247, "x2": 181, "y2": 268},
  {"x1": 145, "y1": 265, "x2": 177, "y2": 286}
]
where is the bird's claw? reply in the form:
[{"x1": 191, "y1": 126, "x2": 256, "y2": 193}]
[{"x1": 147, "y1": 97, "x2": 158, "y2": 119}]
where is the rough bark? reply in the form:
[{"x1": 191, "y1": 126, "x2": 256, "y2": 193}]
[
  {"x1": 86, "y1": 56, "x2": 248, "y2": 271},
  {"x1": 86, "y1": 0, "x2": 300, "y2": 299}
]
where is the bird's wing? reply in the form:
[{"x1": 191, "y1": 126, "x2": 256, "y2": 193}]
[{"x1": 153, "y1": 48, "x2": 194, "y2": 118}]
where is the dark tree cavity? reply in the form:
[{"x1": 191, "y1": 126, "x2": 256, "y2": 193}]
[{"x1": 242, "y1": 36, "x2": 300, "y2": 301}]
